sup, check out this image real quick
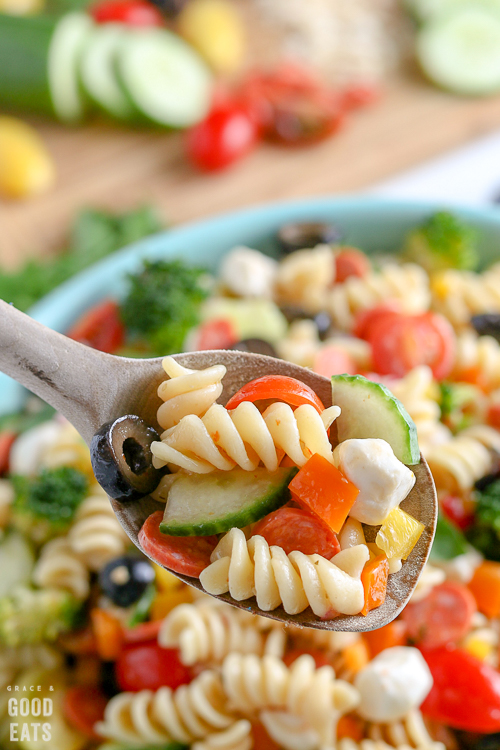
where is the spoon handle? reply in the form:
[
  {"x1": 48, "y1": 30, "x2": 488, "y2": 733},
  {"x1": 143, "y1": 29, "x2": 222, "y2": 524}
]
[{"x1": 0, "y1": 300, "x2": 113, "y2": 441}]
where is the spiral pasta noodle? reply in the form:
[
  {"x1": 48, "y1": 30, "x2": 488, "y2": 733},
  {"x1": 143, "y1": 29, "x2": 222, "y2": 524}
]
[
  {"x1": 33, "y1": 537, "x2": 90, "y2": 600},
  {"x1": 200, "y1": 528, "x2": 369, "y2": 618},
  {"x1": 431, "y1": 262, "x2": 500, "y2": 328},
  {"x1": 0, "y1": 645, "x2": 62, "y2": 723},
  {"x1": 274, "y1": 245, "x2": 335, "y2": 313},
  {"x1": 159, "y1": 599, "x2": 286, "y2": 666},
  {"x1": 425, "y1": 425, "x2": 500, "y2": 492},
  {"x1": 68, "y1": 486, "x2": 128, "y2": 571},
  {"x1": 451, "y1": 330, "x2": 500, "y2": 392},
  {"x1": 360, "y1": 709, "x2": 445, "y2": 750},
  {"x1": 95, "y1": 670, "x2": 241, "y2": 746}
]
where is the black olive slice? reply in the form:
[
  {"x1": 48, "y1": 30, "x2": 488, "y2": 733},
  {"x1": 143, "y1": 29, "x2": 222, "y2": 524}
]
[
  {"x1": 277, "y1": 221, "x2": 343, "y2": 254},
  {"x1": 91, "y1": 415, "x2": 165, "y2": 501},
  {"x1": 99, "y1": 555, "x2": 155, "y2": 608},
  {"x1": 230, "y1": 338, "x2": 278, "y2": 357},
  {"x1": 471, "y1": 314, "x2": 500, "y2": 342},
  {"x1": 280, "y1": 306, "x2": 333, "y2": 341}
]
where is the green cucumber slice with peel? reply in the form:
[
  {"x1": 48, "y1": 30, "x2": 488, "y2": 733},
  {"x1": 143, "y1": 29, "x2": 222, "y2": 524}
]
[
  {"x1": 115, "y1": 28, "x2": 212, "y2": 127},
  {"x1": 406, "y1": 0, "x2": 500, "y2": 22},
  {"x1": 332, "y1": 374, "x2": 420, "y2": 465},
  {"x1": 417, "y1": 6, "x2": 500, "y2": 95},
  {"x1": 0, "y1": 531, "x2": 34, "y2": 599},
  {"x1": 80, "y1": 24, "x2": 134, "y2": 120},
  {"x1": 160, "y1": 467, "x2": 297, "y2": 537},
  {"x1": 48, "y1": 12, "x2": 93, "y2": 123}
]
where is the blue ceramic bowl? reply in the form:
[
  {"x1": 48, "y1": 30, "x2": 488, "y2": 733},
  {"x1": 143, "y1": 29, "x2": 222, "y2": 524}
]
[{"x1": 3, "y1": 196, "x2": 500, "y2": 415}]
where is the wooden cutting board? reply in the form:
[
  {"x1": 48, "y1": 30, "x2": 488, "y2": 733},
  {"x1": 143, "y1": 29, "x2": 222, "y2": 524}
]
[{"x1": 3, "y1": 71, "x2": 500, "y2": 266}]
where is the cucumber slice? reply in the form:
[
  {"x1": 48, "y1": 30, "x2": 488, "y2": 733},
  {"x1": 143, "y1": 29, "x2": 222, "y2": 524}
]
[
  {"x1": 0, "y1": 531, "x2": 34, "y2": 599},
  {"x1": 407, "y1": 0, "x2": 500, "y2": 23},
  {"x1": 48, "y1": 12, "x2": 93, "y2": 123},
  {"x1": 332, "y1": 374, "x2": 420, "y2": 465},
  {"x1": 80, "y1": 24, "x2": 134, "y2": 120},
  {"x1": 160, "y1": 467, "x2": 297, "y2": 536},
  {"x1": 417, "y1": 6, "x2": 500, "y2": 95},
  {"x1": 201, "y1": 298, "x2": 288, "y2": 344},
  {"x1": 115, "y1": 28, "x2": 212, "y2": 127}
]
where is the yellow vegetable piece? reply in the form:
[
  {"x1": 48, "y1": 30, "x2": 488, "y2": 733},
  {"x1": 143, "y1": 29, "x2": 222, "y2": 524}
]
[
  {"x1": 151, "y1": 587, "x2": 194, "y2": 620},
  {"x1": 375, "y1": 506, "x2": 424, "y2": 560},
  {"x1": 0, "y1": 0, "x2": 44, "y2": 14},
  {"x1": 153, "y1": 563, "x2": 184, "y2": 592},
  {"x1": 178, "y1": 0, "x2": 245, "y2": 73},
  {"x1": 0, "y1": 116, "x2": 55, "y2": 200},
  {"x1": 463, "y1": 634, "x2": 494, "y2": 662}
]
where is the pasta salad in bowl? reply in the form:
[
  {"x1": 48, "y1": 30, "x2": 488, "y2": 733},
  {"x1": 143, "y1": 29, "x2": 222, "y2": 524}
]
[{"x1": 2, "y1": 199, "x2": 500, "y2": 750}]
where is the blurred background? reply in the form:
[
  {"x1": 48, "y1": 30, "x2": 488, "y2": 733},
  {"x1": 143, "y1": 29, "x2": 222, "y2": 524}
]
[{"x1": 2, "y1": 0, "x2": 500, "y2": 272}]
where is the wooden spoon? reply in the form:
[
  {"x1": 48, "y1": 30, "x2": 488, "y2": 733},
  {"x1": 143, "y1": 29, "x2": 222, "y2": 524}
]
[{"x1": 0, "y1": 300, "x2": 437, "y2": 632}]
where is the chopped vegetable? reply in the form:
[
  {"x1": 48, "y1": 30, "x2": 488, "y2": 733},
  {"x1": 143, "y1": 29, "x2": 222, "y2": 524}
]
[
  {"x1": 402, "y1": 581, "x2": 476, "y2": 648},
  {"x1": 334, "y1": 247, "x2": 370, "y2": 282},
  {"x1": 468, "y1": 561, "x2": 500, "y2": 619},
  {"x1": 0, "y1": 531, "x2": 34, "y2": 598},
  {"x1": 67, "y1": 299, "x2": 125, "y2": 353},
  {"x1": 12, "y1": 466, "x2": 88, "y2": 531},
  {"x1": 0, "y1": 116, "x2": 55, "y2": 200},
  {"x1": 201, "y1": 297, "x2": 287, "y2": 344},
  {"x1": 439, "y1": 381, "x2": 479, "y2": 433},
  {"x1": 363, "y1": 620, "x2": 407, "y2": 658},
  {"x1": 431, "y1": 512, "x2": 469, "y2": 561},
  {"x1": 150, "y1": 587, "x2": 193, "y2": 620},
  {"x1": 253, "y1": 506, "x2": 341, "y2": 558},
  {"x1": 288, "y1": 453, "x2": 359, "y2": 533},
  {"x1": 225, "y1": 375, "x2": 325, "y2": 414},
  {"x1": 0, "y1": 430, "x2": 16, "y2": 475},
  {"x1": 90, "y1": 0, "x2": 163, "y2": 25},
  {"x1": 313, "y1": 346, "x2": 356, "y2": 377},
  {"x1": 178, "y1": 0, "x2": 245, "y2": 73},
  {"x1": 404, "y1": 211, "x2": 478, "y2": 272},
  {"x1": 0, "y1": 587, "x2": 80, "y2": 646},
  {"x1": 361, "y1": 554, "x2": 389, "y2": 616},
  {"x1": 375, "y1": 506, "x2": 424, "y2": 560},
  {"x1": 194, "y1": 318, "x2": 238, "y2": 350},
  {"x1": 99, "y1": 554, "x2": 155, "y2": 609},
  {"x1": 90, "y1": 607, "x2": 124, "y2": 660},
  {"x1": 63, "y1": 686, "x2": 108, "y2": 740},
  {"x1": 466, "y1": 478, "x2": 500, "y2": 561},
  {"x1": 440, "y1": 493, "x2": 474, "y2": 531},
  {"x1": 120, "y1": 259, "x2": 209, "y2": 355},
  {"x1": 115, "y1": 640, "x2": 192, "y2": 692}
]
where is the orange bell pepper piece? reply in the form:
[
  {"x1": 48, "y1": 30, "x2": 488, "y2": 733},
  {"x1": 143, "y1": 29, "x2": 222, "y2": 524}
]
[
  {"x1": 363, "y1": 619, "x2": 407, "y2": 658},
  {"x1": 288, "y1": 453, "x2": 359, "y2": 533},
  {"x1": 361, "y1": 554, "x2": 389, "y2": 616},
  {"x1": 469, "y1": 561, "x2": 500, "y2": 619},
  {"x1": 90, "y1": 608, "x2": 124, "y2": 661},
  {"x1": 342, "y1": 639, "x2": 370, "y2": 674},
  {"x1": 337, "y1": 715, "x2": 364, "y2": 741}
]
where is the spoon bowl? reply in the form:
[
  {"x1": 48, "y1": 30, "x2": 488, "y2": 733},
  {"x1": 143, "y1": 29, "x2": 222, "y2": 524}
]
[{"x1": 0, "y1": 300, "x2": 437, "y2": 632}]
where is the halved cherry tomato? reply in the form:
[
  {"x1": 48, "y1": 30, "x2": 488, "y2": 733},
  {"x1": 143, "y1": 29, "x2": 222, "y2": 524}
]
[
  {"x1": 123, "y1": 619, "x2": 162, "y2": 644},
  {"x1": 368, "y1": 311, "x2": 455, "y2": 379},
  {"x1": 115, "y1": 640, "x2": 192, "y2": 692},
  {"x1": 341, "y1": 84, "x2": 381, "y2": 111},
  {"x1": 253, "y1": 506, "x2": 340, "y2": 558},
  {"x1": 334, "y1": 248, "x2": 370, "y2": 282},
  {"x1": 67, "y1": 299, "x2": 125, "y2": 354},
  {"x1": 90, "y1": 0, "x2": 163, "y2": 25},
  {"x1": 353, "y1": 303, "x2": 401, "y2": 341},
  {"x1": 0, "y1": 430, "x2": 16, "y2": 475},
  {"x1": 63, "y1": 686, "x2": 108, "y2": 740},
  {"x1": 402, "y1": 582, "x2": 476, "y2": 649},
  {"x1": 225, "y1": 375, "x2": 325, "y2": 414},
  {"x1": 313, "y1": 346, "x2": 356, "y2": 378},
  {"x1": 195, "y1": 318, "x2": 238, "y2": 350},
  {"x1": 138, "y1": 511, "x2": 217, "y2": 578},
  {"x1": 421, "y1": 646, "x2": 500, "y2": 732},
  {"x1": 440, "y1": 494, "x2": 475, "y2": 531},
  {"x1": 186, "y1": 101, "x2": 259, "y2": 172}
]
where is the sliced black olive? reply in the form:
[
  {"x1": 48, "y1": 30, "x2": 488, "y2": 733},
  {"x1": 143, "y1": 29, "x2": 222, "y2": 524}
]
[
  {"x1": 471, "y1": 314, "x2": 500, "y2": 342},
  {"x1": 91, "y1": 415, "x2": 164, "y2": 501},
  {"x1": 99, "y1": 555, "x2": 155, "y2": 608},
  {"x1": 279, "y1": 306, "x2": 333, "y2": 341},
  {"x1": 277, "y1": 221, "x2": 343, "y2": 254},
  {"x1": 230, "y1": 338, "x2": 278, "y2": 357}
]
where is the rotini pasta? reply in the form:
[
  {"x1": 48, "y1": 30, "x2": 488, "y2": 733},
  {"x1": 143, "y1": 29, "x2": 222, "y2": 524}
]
[
  {"x1": 192, "y1": 720, "x2": 253, "y2": 750},
  {"x1": 431, "y1": 262, "x2": 500, "y2": 328},
  {"x1": 274, "y1": 244, "x2": 335, "y2": 313},
  {"x1": 200, "y1": 527, "x2": 369, "y2": 617},
  {"x1": 426, "y1": 426, "x2": 500, "y2": 492},
  {"x1": 39, "y1": 420, "x2": 94, "y2": 478},
  {"x1": 260, "y1": 710, "x2": 327, "y2": 750},
  {"x1": 362, "y1": 709, "x2": 446, "y2": 750},
  {"x1": 0, "y1": 645, "x2": 62, "y2": 722},
  {"x1": 276, "y1": 319, "x2": 322, "y2": 368},
  {"x1": 33, "y1": 537, "x2": 90, "y2": 600},
  {"x1": 158, "y1": 598, "x2": 286, "y2": 666},
  {"x1": 68, "y1": 486, "x2": 128, "y2": 571},
  {"x1": 451, "y1": 330, "x2": 500, "y2": 392}
]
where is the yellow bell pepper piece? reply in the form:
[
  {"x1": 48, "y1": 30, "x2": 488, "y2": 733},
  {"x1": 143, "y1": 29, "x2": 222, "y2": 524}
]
[
  {"x1": 376, "y1": 506, "x2": 424, "y2": 560},
  {"x1": 463, "y1": 633, "x2": 494, "y2": 662},
  {"x1": 0, "y1": 116, "x2": 55, "y2": 199},
  {"x1": 153, "y1": 563, "x2": 185, "y2": 592},
  {"x1": 178, "y1": 0, "x2": 245, "y2": 73},
  {"x1": 151, "y1": 588, "x2": 194, "y2": 620}
]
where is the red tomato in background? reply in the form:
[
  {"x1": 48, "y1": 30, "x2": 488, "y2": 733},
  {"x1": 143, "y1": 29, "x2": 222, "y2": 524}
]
[
  {"x1": 186, "y1": 102, "x2": 259, "y2": 172},
  {"x1": 67, "y1": 299, "x2": 125, "y2": 354},
  {"x1": 334, "y1": 248, "x2": 371, "y2": 282},
  {"x1": 313, "y1": 346, "x2": 357, "y2": 378},
  {"x1": 440, "y1": 494, "x2": 475, "y2": 531},
  {"x1": 341, "y1": 84, "x2": 381, "y2": 111},
  {"x1": 90, "y1": 0, "x2": 163, "y2": 25},
  {"x1": 115, "y1": 640, "x2": 192, "y2": 692},
  {"x1": 353, "y1": 303, "x2": 401, "y2": 341},
  {"x1": 194, "y1": 319, "x2": 238, "y2": 350},
  {"x1": 402, "y1": 582, "x2": 476, "y2": 649},
  {"x1": 0, "y1": 431, "x2": 16, "y2": 475},
  {"x1": 63, "y1": 686, "x2": 108, "y2": 740},
  {"x1": 139, "y1": 511, "x2": 217, "y2": 577},
  {"x1": 251, "y1": 722, "x2": 282, "y2": 750},
  {"x1": 421, "y1": 646, "x2": 500, "y2": 733},
  {"x1": 487, "y1": 402, "x2": 500, "y2": 430},
  {"x1": 253, "y1": 506, "x2": 340, "y2": 558}
]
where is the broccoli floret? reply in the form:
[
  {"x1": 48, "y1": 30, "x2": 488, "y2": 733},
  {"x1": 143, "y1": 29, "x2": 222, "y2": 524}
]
[
  {"x1": 466, "y1": 479, "x2": 500, "y2": 561},
  {"x1": 120, "y1": 260, "x2": 209, "y2": 355},
  {"x1": 0, "y1": 587, "x2": 81, "y2": 646},
  {"x1": 12, "y1": 467, "x2": 88, "y2": 537},
  {"x1": 404, "y1": 211, "x2": 479, "y2": 272}
]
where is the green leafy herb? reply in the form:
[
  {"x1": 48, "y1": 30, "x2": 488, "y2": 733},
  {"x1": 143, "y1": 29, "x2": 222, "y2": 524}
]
[
  {"x1": 128, "y1": 582, "x2": 157, "y2": 628},
  {"x1": 12, "y1": 467, "x2": 88, "y2": 528},
  {"x1": 0, "y1": 205, "x2": 163, "y2": 312},
  {"x1": 120, "y1": 260, "x2": 209, "y2": 355},
  {"x1": 404, "y1": 211, "x2": 479, "y2": 273},
  {"x1": 467, "y1": 478, "x2": 500, "y2": 561},
  {"x1": 430, "y1": 513, "x2": 469, "y2": 561}
]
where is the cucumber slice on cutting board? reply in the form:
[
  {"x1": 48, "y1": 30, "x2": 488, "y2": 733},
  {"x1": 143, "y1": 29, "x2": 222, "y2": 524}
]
[
  {"x1": 80, "y1": 23, "x2": 134, "y2": 120},
  {"x1": 332, "y1": 374, "x2": 420, "y2": 465},
  {"x1": 160, "y1": 467, "x2": 297, "y2": 536},
  {"x1": 48, "y1": 12, "x2": 93, "y2": 123},
  {"x1": 115, "y1": 28, "x2": 212, "y2": 127},
  {"x1": 417, "y1": 5, "x2": 500, "y2": 95}
]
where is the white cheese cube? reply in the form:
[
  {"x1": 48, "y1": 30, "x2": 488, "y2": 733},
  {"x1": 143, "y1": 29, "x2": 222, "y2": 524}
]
[
  {"x1": 220, "y1": 246, "x2": 277, "y2": 298},
  {"x1": 334, "y1": 438, "x2": 415, "y2": 525}
]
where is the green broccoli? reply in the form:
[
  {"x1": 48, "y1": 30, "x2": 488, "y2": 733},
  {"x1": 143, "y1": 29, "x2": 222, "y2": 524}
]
[
  {"x1": 0, "y1": 587, "x2": 81, "y2": 646},
  {"x1": 466, "y1": 478, "x2": 500, "y2": 561},
  {"x1": 404, "y1": 211, "x2": 479, "y2": 273},
  {"x1": 120, "y1": 260, "x2": 209, "y2": 356},
  {"x1": 12, "y1": 467, "x2": 88, "y2": 539}
]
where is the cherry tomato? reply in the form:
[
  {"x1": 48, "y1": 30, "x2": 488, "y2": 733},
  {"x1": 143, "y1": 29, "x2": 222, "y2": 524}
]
[
  {"x1": 225, "y1": 375, "x2": 325, "y2": 414},
  {"x1": 440, "y1": 494, "x2": 475, "y2": 531},
  {"x1": 421, "y1": 646, "x2": 500, "y2": 732},
  {"x1": 487, "y1": 403, "x2": 500, "y2": 430},
  {"x1": 283, "y1": 648, "x2": 332, "y2": 669},
  {"x1": 139, "y1": 511, "x2": 217, "y2": 578},
  {"x1": 341, "y1": 84, "x2": 380, "y2": 111},
  {"x1": 334, "y1": 248, "x2": 370, "y2": 282},
  {"x1": 195, "y1": 319, "x2": 238, "y2": 350},
  {"x1": 90, "y1": 0, "x2": 163, "y2": 25},
  {"x1": 253, "y1": 506, "x2": 340, "y2": 558},
  {"x1": 251, "y1": 722, "x2": 282, "y2": 750},
  {"x1": 123, "y1": 619, "x2": 162, "y2": 644},
  {"x1": 368, "y1": 311, "x2": 455, "y2": 379},
  {"x1": 0, "y1": 431, "x2": 16, "y2": 475},
  {"x1": 402, "y1": 582, "x2": 476, "y2": 649},
  {"x1": 115, "y1": 640, "x2": 192, "y2": 692},
  {"x1": 63, "y1": 686, "x2": 108, "y2": 740},
  {"x1": 186, "y1": 102, "x2": 259, "y2": 172},
  {"x1": 353, "y1": 303, "x2": 401, "y2": 341},
  {"x1": 313, "y1": 346, "x2": 356, "y2": 378},
  {"x1": 67, "y1": 299, "x2": 125, "y2": 354}
]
